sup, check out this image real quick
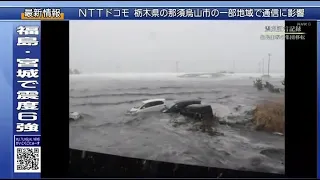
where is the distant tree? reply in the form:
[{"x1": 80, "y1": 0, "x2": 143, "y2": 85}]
[{"x1": 73, "y1": 69, "x2": 80, "y2": 74}]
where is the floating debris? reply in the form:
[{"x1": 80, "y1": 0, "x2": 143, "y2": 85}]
[
  {"x1": 253, "y1": 78, "x2": 263, "y2": 90},
  {"x1": 254, "y1": 79, "x2": 285, "y2": 94},
  {"x1": 273, "y1": 132, "x2": 284, "y2": 136}
]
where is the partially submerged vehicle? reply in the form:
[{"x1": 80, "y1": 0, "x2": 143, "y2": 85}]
[
  {"x1": 180, "y1": 104, "x2": 214, "y2": 121},
  {"x1": 69, "y1": 112, "x2": 81, "y2": 121},
  {"x1": 127, "y1": 98, "x2": 166, "y2": 114},
  {"x1": 162, "y1": 100, "x2": 215, "y2": 124},
  {"x1": 126, "y1": 99, "x2": 215, "y2": 127},
  {"x1": 162, "y1": 99, "x2": 201, "y2": 113},
  {"x1": 181, "y1": 104, "x2": 217, "y2": 133}
]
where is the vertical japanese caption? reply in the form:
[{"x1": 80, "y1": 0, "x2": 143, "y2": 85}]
[{"x1": 15, "y1": 25, "x2": 40, "y2": 133}]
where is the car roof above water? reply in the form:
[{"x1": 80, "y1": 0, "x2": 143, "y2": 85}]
[
  {"x1": 185, "y1": 104, "x2": 213, "y2": 113},
  {"x1": 186, "y1": 104, "x2": 212, "y2": 108},
  {"x1": 174, "y1": 99, "x2": 201, "y2": 104},
  {"x1": 142, "y1": 98, "x2": 165, "y2": 104}
]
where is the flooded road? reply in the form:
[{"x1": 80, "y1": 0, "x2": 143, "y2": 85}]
[{"x1": 69, "y1": 73, "x2": 285, "y2": 174}]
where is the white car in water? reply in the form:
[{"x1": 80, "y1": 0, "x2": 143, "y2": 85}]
[
  {"x1": 127, "y1": 98, "x2": 166, "y2": 114},
  {"x1": 69, "y1": 112, "x2": 81, "y2": 121}
]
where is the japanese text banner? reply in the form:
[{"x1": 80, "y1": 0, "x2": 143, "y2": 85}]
[
  {"x1": 12, "y1": 21, "x2": 41, "y2": 179},
  {"x1": 0, "y1": 7, "x2": 318, "y2": 20}
]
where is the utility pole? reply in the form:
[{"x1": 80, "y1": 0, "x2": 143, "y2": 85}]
[
  {"x1": 262, "y1": 58, "x2": 264, "y2": 75},
  {"x1": 233, "y1": 60, "x2": 235, "y2": 72},
  {"x1": 258, "y1": 62, "x2": 261, "y2": 73},
  {"x1": 176, "y1": 61, "x2": 179, "y2": 73},
  {"x1": 268, "y1": 53, "x2": 271, "y2": 76}
]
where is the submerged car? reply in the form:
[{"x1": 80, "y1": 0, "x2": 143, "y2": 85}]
[
  {"x1": 180, "y1": 104, "x2": 214, "y2": 121},
  {"x1": 162, "y1": 99, "x2": 201, "y2": 113},
  {"x1": 163, "y1": 100, "x2": 215, "y2": 123},
  {"x1": 127, "y1": 99, "x2": 214, "y2": 122},
  {"x1": 127, "y1": 98, "x2": 166, "y2": 114},
  {"x1": 69, "y1": 112, "x2": 81, "y2": 121}
]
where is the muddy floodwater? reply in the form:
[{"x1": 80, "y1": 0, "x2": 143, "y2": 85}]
[{"x1": 69, "y1": 73, "x2": 285, "y2": 174}]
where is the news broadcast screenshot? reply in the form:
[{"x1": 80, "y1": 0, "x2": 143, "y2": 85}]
[{"x1": 0, "y1": 1, "x2": 318, "y2": 179}]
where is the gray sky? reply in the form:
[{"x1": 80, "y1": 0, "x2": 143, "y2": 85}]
[{"x1": 70, "y1": 20, "x2": 284, "y2": 73}]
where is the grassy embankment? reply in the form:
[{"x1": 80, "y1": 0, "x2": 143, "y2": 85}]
[{"x1": 252, "y1": 98, "x2": 285, "y2": 134}]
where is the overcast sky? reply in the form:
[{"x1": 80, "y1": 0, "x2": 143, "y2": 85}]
[{"x1": 70, "y1": 20, "x2": 285, "y2": 73}]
